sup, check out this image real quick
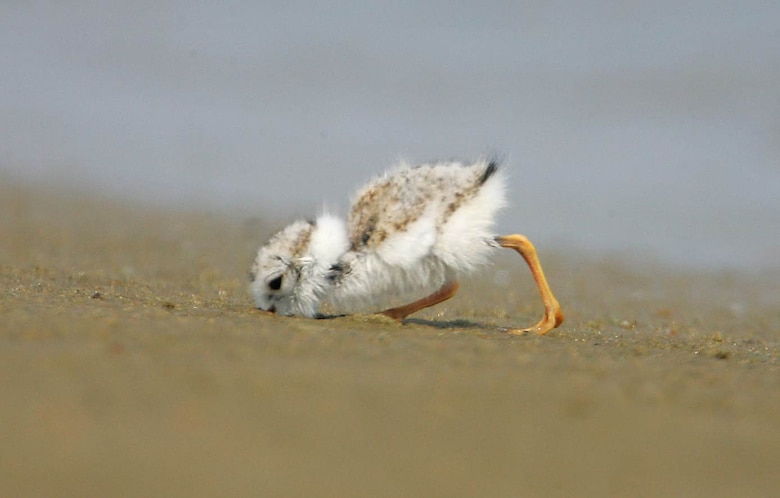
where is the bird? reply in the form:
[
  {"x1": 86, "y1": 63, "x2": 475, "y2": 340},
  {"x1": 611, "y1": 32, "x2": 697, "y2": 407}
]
[{"x1": 249, "y1": 158, "x2": 563, "y2": 335}]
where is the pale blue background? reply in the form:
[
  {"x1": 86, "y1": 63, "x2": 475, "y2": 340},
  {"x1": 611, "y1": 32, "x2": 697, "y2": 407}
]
[{"x1": 2, "y1": 1, "x2": 778, "y2": 269}]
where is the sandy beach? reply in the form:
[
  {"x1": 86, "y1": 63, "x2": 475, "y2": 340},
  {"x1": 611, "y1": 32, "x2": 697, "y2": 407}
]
[{"x1": 1, "y1": 181, "x2": 779, "y2": 497}]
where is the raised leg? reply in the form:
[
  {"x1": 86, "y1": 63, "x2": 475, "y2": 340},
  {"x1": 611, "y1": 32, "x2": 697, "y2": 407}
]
[
  {"x1": 495, "y1": 234, "x2": 563, "y2": 335},
  {"x1": 380, "y1": 280, "x2": 460, "y2": 321}
]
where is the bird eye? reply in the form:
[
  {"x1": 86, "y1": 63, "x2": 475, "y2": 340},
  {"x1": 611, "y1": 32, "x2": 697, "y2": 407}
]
[{"x1": 268, "y1": 275, "x2": 283, "y2": 291}]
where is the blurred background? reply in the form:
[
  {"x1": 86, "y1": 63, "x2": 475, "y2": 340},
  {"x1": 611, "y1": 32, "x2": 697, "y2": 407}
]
[{"x1": 1, "y1": 1, "x2": 778, "y2": 270}]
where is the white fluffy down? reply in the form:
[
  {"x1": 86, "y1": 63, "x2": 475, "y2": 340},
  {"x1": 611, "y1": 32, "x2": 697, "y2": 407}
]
[
  {"x1": 377, "y1": 212, "x2": 437, "y2": 268},
  {"x1": 310, "y1": 213, "x2": 349, "y2": 264},
  {"x1": 435, "y1": 168, "x2": 506, "y2": 271},
  {"x1": 252, "y1": 159, "x2": 508, "y2": 316},
  {"x1": 326, "y1": 162, "x2": 507, "y2": 312}
]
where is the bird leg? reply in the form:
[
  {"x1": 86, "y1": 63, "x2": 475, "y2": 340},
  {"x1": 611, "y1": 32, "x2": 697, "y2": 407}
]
[
  {"x1": 495, "y1": 234, "x2": 563, "y2": 335},
  {"x1": 380, "y1": 280, "x2": 460, "y2": 321}
]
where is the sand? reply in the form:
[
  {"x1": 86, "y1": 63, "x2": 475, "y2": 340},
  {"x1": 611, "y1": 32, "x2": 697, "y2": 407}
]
[{"x1": 1, "y1": 181, "x2": 779, "y2": 497}]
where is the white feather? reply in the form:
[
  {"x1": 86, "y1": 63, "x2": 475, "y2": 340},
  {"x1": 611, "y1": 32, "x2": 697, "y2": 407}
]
[
  {"x1": 435, "y1": 167, "x2": 506, "y2": 271},
  {"x1": 250, "y1": 158, "x2": 508, "y2": 317},
  {"x1": 377, "y1": 211, "x2": 436, "y2": 268},
  {"x1": 310, "y1": 213, "x2": 349, "y2": 266}
]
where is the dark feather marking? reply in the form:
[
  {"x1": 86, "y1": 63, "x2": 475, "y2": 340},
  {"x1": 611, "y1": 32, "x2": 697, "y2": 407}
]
[
  {"x1": 327, "y1": 262, "x2": 348, "y2": 284},
  {"x1": 479, "y1": 161, "x2": 499, "y2": 185}
]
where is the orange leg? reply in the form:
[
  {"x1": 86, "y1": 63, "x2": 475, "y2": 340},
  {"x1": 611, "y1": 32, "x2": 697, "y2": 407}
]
[
  {"x1": 380, "y1": 280, "x2": 460, "y2": 321},
  {"x1": 495, "y1": 234, "x2": 564, "y2": 335}
]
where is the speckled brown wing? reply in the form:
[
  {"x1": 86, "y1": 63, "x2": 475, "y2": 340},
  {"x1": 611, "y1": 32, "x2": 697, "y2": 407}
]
[
  {"x1": 347, "y1": 162, "x2": 496, "y2": 252},
  {"x1": 348, "y1": 171, "x2": 426, "y2": 250}
]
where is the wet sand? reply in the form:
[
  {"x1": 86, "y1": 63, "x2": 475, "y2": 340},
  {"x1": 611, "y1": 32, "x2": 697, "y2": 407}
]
[{"x1": 1, "y1": 181, "x2": 779, "y2": 497}]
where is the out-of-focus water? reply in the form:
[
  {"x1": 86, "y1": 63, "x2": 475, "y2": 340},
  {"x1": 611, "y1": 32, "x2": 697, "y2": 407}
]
[{"x1": 1, "y1": 2, "x2": 778, "y2": 270}]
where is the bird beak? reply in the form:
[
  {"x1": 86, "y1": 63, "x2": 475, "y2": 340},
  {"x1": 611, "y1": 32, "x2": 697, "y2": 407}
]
[{"x1": 256, "y1": 305, "x2": 276, "y2": 315}]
